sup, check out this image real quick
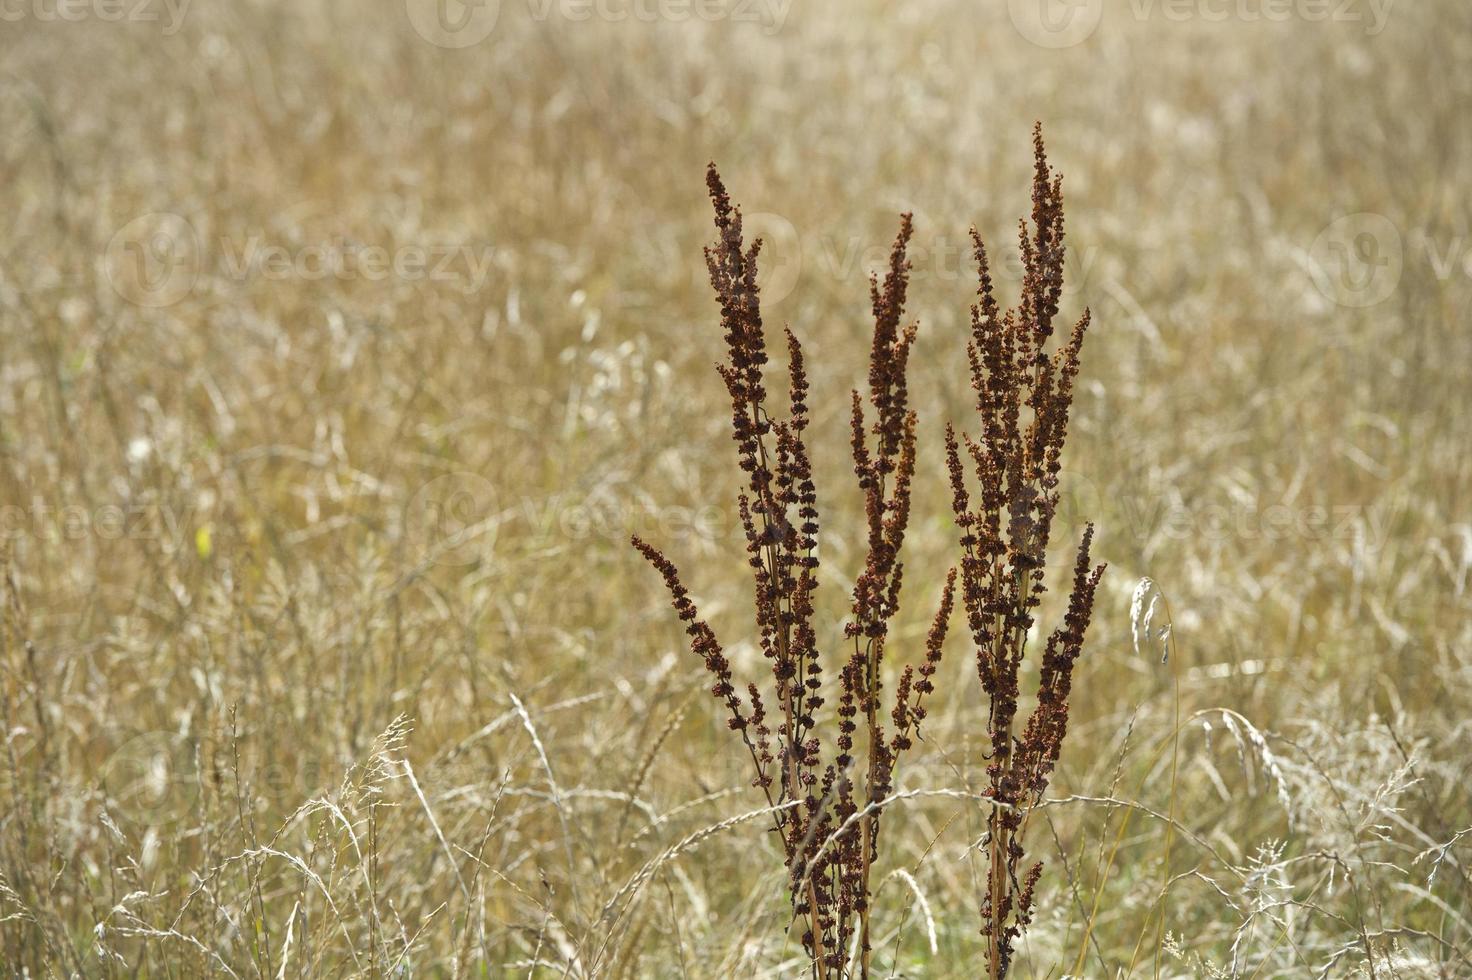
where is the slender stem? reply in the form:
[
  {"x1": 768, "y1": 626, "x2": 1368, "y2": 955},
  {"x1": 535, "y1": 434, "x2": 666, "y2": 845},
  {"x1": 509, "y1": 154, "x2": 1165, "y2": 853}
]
[{"x1": 744, "y1": 400, "x2": 830, "y2": 973}]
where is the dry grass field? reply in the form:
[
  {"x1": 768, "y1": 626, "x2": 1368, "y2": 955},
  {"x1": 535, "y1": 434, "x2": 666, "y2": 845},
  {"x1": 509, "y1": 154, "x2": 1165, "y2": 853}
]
[{"x1": 2, "y1": 0, "x2": 1471, "y2": 975}]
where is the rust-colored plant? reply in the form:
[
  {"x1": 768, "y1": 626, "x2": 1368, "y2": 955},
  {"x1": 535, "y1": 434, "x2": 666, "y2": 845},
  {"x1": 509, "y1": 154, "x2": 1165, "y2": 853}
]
[
  {"x1": 635, "y1": 127, "x2": 1100, "y2": 978},
  {"x1": 632, "y1": 166, "x2": 953, "y2": 977},
  {"x1": 947, "y1": 125, "x2": 1105, "y2": 977}
]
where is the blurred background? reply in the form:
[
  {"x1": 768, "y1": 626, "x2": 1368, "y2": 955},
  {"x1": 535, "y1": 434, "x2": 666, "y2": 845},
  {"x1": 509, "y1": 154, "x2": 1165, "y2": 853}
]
[{"x1": 1, "y1": 0, "x2": 1470, "y2": 974}]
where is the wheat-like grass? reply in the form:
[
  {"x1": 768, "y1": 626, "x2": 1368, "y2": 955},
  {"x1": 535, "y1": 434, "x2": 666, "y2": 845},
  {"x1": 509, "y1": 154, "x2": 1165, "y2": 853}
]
[{"x1": 2, "y1": 2, "x2": 1470, "y2": 975}]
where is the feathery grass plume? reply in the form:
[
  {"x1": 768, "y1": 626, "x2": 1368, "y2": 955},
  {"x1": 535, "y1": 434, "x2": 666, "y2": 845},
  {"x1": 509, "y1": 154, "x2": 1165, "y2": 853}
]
[
  {"x1": 946, "y1": 125, "x2": 1106, "y2": 978},
  {"x1": 633, "y1": 165, "x2": 955, "y2": 978}
]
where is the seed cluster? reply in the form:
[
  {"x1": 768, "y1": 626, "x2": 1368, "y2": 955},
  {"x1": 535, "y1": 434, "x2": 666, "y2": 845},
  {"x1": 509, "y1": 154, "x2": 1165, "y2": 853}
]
[
  {"x1": 948, "y1": 126, "x2": 1106, "y2": 978},
  {"x1": 635, "y1": 127, "x2": 1100, "y2": 978}
]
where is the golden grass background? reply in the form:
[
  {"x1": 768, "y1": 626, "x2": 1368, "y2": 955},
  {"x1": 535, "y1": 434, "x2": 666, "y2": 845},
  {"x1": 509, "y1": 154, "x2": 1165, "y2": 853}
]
[{"x1": 2, "y1": 0, "x2": 1470, "y2": 974}]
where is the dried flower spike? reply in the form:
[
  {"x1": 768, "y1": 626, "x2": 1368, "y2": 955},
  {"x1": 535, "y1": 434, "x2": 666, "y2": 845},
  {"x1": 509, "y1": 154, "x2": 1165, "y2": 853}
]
[
  {"x1": 948, "y1": 124, "x2": 1105, "y2": 978},
  {"x1": 634, "y1": 165, "x2": 956, "y2": 979}
]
